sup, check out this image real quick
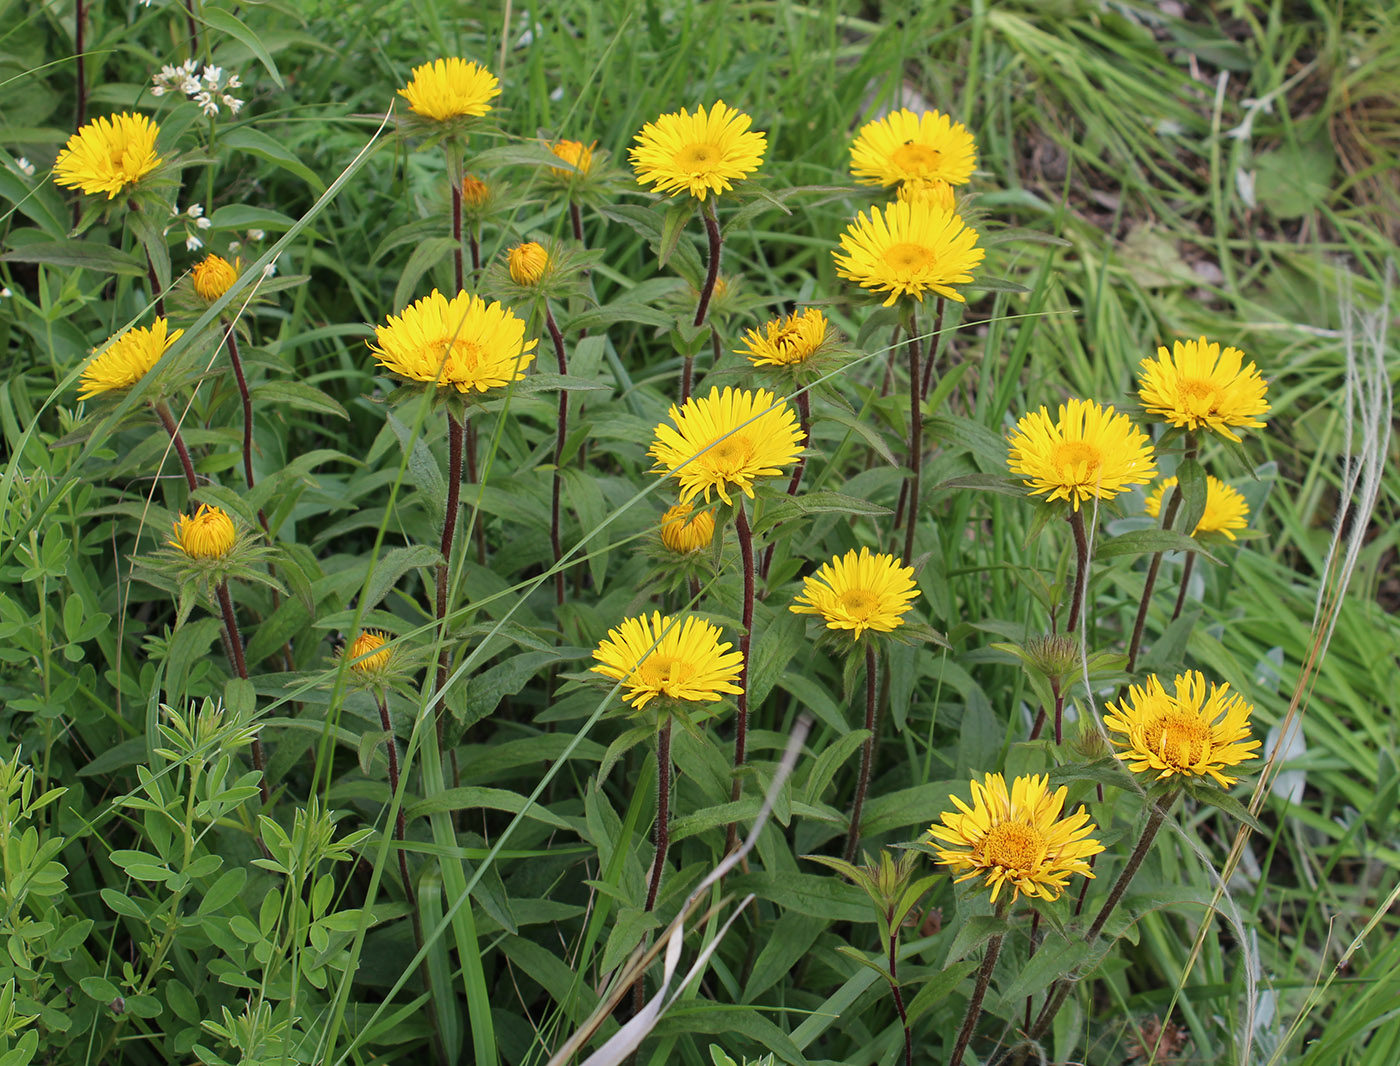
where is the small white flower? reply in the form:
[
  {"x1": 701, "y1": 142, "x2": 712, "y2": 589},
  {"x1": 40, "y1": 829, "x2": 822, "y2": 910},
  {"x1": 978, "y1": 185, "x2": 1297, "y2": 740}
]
[
  {"x1": 203, "y1": 65, "x2": 223, "y2": 86},
  {"x1": 181, "y1": 76, "x2": 201, "y2": 95},
  {"x1": 15, "y1": 157, "x2": 35, "y2": 176},
  {"x1": 1235, "y1": 168, "x2": 1257, "y2": 209},
  {"x1": 151, "y1": 85, "x2": 167, "y2": 97},
  {"x1": 195, "y1": 216, "x2": 212, "y2": 230},
  {"x1": 181, "y1": 58, "x2": 199, "y2": 75},
  {"x1": 186, "y1": 203, "x2": 204, "y2": 218},
  {"x1": 223, "y1": 95, "x2": 244, "y2": 114},
  {"x1": 226, "y1": 74, "x2": 242, "y2": 90},
  {"x1": 246, "y1": 229, "x2": 265, "y2": 241},
  {"x1": 263, "y1": 258, "x2": 279, "y2": 277},
  {"x1": 228, "y1": 240, "x2": 242, "y2": 252},
  {"x1": 185, "y1": 233, "x2": 204, "y2": 251},
  {"x1": 0, "y1": 287, "x2": 12, "y2": 298},
  {"x1": 195, "y1": 91, "x2": 220, "y2": 116}
]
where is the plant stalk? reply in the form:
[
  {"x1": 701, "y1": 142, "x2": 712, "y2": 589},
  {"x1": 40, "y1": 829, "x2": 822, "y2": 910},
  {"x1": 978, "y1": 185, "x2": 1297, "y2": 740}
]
[
  {"x1": 725, "y1": 501, "x2": 756, "y2": 853},
  {"x1": 889, "y1": 925, "x2": 912, "y2": 1066},
  {"x1": 376, "y1": 693, "x2": 413, "y2": 899},
  {"x1": 918, "y1": 295, "x2": 947, "y2": 402},
  {"x1": 152, "y1": 401, "x2": 199, "y2": 497},
  {"x1": 74, "y1": 0, "x2": 86, "y2": 131},
  {"x1": 1066, "y1": 508, "x2": 1090, "y2": 637},
  {"x1": 451, "y1": 184, "x2": 464, "y2": 293},
  {"x1": 759, "y1": 387, "x2": 811, "y2": 580},
  {"x1": 145, "y1": 250, "x2": 166, "y2": 318},
  {"x1": 1171, "y1": 551, "x2": 1198, "y2": 622},
  {"x1": 216, "y1": 580, "x2": 267, "y2": 802},
  {"x1": 1125, "y1": 437, "x2": 1197, "y2": 676},
  {"x1": 949, "y1": 913, "x2": 1007, "y2": 1066},
  {"x1": 435, "y1": 413, "x2": 464, "y2": 749},
  {"x1": 546, "y1": 304, "x2": 568, "y2": 607},
  {"x1": 902, "y1": 312, "x2": 923, "y2": 564},
  {"x1": 843, "y1": 642, "x2": 879, "y2": 862}
]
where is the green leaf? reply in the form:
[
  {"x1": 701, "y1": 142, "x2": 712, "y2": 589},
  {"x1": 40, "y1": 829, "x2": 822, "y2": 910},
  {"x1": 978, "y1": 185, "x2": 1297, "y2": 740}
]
[
  {"x1": 657, "y1": 199, "x2": 697, "y2": 268},
  {"x1": 251, "y1": 380, "x2": 349, "y2": 420},
  {"x1": 751, "y1": 490, "x2": 891, "y2": 534},
  {"x1": 404, "y1": 787, "x2": 570, "y2": 829},
  {"x1": 833, "y1": 944, "x2": 897, "y2": 986},
  {"x1": 362, "y1": 544, "x2": 441, "y2": 612},
  {"x1": 1095, "y1": 528, "x2": 1221, "y2": 565},
  {"x1": 1173, "y1": 458, "x2": 1208, "y2": 537},
  {"x1": 390, "y1": 236, "x2": 458, "y2": 313},
  {"x1": 803, "y1": 729, "x2": 869, "y2": 805},
  {"x1": 995, "y1": 935, "x2": 1094, "y2": 1005},
  {"x1": 79, "y1": 976, "x2": 120, "y2": 1003},
  {"x1": 903, "y1": 959, "x2": 977, "y2": 1026},
  {"x1": 942, "y1": 913, "x2": 1010, "y2": 966},
  {"x1": 197, "y1": 868, "x2": 247, "y2": 916},
  {"x1": 0, "y1": 241, "x2": 147, "y2": 277},
  {"x1": 1185, "y1": 782, "x2": 1267, "y2": 833},
  {"x1": 200, "y1": 8, "x2": 285, "y2": 86},
  {"x1": 223, "y1": 128, "x2": 325, "y2": 192}
]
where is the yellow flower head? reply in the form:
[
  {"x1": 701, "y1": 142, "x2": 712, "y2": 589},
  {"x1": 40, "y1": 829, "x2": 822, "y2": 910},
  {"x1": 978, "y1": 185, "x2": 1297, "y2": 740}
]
[
  {"x1": 927, "y1": 772, "x2": 1104, "y2": 904},
  {"x1": 738, "y1": 308, "x2": 828, "y2": 368},
  {"x1": 659, "y1": 501, "x2": 716, "y2": 554},
  {"x1": 397, "y1": 58, "x2": 500, "y2": 122},
  {"x1": 461, "y1": 173, "x2": 491, "y2": 209},
  {"x1": 897, "y1": 178, "x2": 957, "y2": 211},
  {"x1": 1138, "y1": 337, "x2": 1270, "y2": 442},
  {"x1": 649, "y1": 386, "x2": 805, "y2": 505},
  {"x1": 347, "y1": 630, "x2": 393, "y2": 675},
  {"x1": 78, "y1": 318, "x2": 184, "y2": 400},
  {"x1": 1007, "y1": 399, "x2": 1157, "y2": 511},
  {"x1": 53, "y1": 112, "x2": 162, "y2": 199},
  {"x1": 630, "y1": 100, "x2": 767, "y2": 200},
  {"x1": 1145, "y1": 475, "x2": 1249, "y2": 540},
  {"x1": 507, "y1": 241, "x2": 550, "y2": 286},
  {"x1": 850, "y1": 108, "x2": 977, "y2": 188},
  {"x1": 1104, "y1": 672, "x2": 1261, "y2": 787},
  {"x1": 550, "y1": 139, "x2": 596, "y2": 178},
  {"x1": 192, "y1": 254, "x2": 240, "y2": 302},
  {"x1": 591, "y1": 612, "x2": 744, "y2": 710},
  {"x1": 790, "y1": 547, "x2": 918, "y2": 641},
  {"x1": 169, "y1": 504, "x2": 237, "y2": 560},
  {"x1": 833, "y1": 199, "x2": 984, "y2": 306},
  {"x1": 369, "y1": 289, "x2": 536, "y2": 394}
]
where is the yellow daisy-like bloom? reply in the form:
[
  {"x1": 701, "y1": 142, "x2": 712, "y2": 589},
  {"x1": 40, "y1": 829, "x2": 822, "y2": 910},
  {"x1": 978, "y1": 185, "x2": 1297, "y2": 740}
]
[
  {"x1": 1104, "y1": 672, "x2": 1261, "y2": 787},
  {"x1": 897, "y1": 178, "x2": 956, "y2": 211},
  {"x1": 369, "y1": 289, "x2": 536, "y2": 394},
  {"x1": 659, "y1": 502, "x2": 716, "y2": 554},
  {"x1": 833, "y1": 199, "x2": 984, "y2": 306},
  {"x1": 192, "y1": 254, "x2": 240, "y2": 302},
  {"x1": 1006, "y1": 399, "x2": 1157, "y2": 511},
  {"x1": 397, "y1": 58, "x2": 500, "y2": 122},
  {"x1": 1137, "y1": 337, "x2": 1270, "y2": 443},
  {"x1": 590, "y1": 612, "x2": 744, "y2": 710},
  {"x1": 53, "y1": 112, "x2": 161, "y2": 200},
  {"x1": 850, "y1": 108, "x2": 977, "y2": 188},
  {"x1": 550, "y1": 139, "x2": 595, "y2": 178},
  {"x1": 738, "y1": 308, "x2": 828, "y2": 368},
  {"x1": 507, "y1": 241, "x2": 550, "y2": 286},
  {"x1": 461, "y1": 173, "x2": 490, "y2": 209},
  {"x1": 790, "y1": 547, "x2": 918, "y2": 641},
  {"x1": 347, "y1": 630, "x2": 393, "y2": 675},
  {"x1": 78, "y1": 318, "x2": 184, "y2": 400},
  {"x1": 630, "y1": 100, "x2": 767, "y2": 201},
  {"x1": 1145, "y1": 475, "x2": 1249, "y2": 540},
  {"x1": 649, "y1": 386, "x2": 805, "y2": 505},
  {"x1": 168, "y1": 504, "x2": 237, "y2": 560},
  {"x1": 927, "y1": 772, "x2": 1104, "y2": 904}
]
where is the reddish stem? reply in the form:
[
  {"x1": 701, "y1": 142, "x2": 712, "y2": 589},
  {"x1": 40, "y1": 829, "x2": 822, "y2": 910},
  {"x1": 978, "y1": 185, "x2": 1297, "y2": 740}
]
[
  {"x1": 725, "y1": 502, "x2": 756, "y2": 853},
  {"x1": 546, "y1": 304, "x2": 568, "y2": 607},
  {"x1": 153, "y1": 402, "x2": 199, "y2": 497},
  {"x1": 377, "y1": 693, "x2": 414, "y2": 900},
  {"x1": 843, "y1": 642, "x2": 879, "y2": 862}
]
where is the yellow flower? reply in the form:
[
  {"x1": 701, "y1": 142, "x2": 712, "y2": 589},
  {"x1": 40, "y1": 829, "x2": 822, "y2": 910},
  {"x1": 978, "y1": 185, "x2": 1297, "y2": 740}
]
[
  {"x1": 630, "y1": 100, "x2": 767, "y2": 200},
  {"x1": 549, "y1": 139, "x2": 595, "y2": 178},
  {"x1": 897, "y1": 178, "x2": 956, "y2": 211},
  {"x1": 738, "y1": 308, "x2": 828, "y2": 368},
  {"x1": 397, "y1": 58, "x2": 500, "y2": 121},
  {"x1": 649, "y1": 386, "x2": 805, "y2": 505},
  {"x1": 1145, "y1": 475, "x2": 1249, "y2": 540},
  {"x1": 927, "y1": 772, "x2": 1103, "y2": 904},
  {"x1": 1137, "y1": 337, "x2": 1270, "y2": 442},
  {"x1": 790, "y1": 547, "x2": 918, "y2": 641},
  {"x1": 590, "y1": 612, "x2": 744, "y2": 710},
  {"x1": 78, "y1": 318, "x2": 184, "y2": 400},
  {"x1": 461, "y1": 173, "x2": 491, "y2": 209},
  {"x1": 1104, "y1": 672, "x2": 1261, "y2": 787},
  {"x1": 1007, "y1": 399, "x2": 1157, "y2": 511},
  {"x1": 833, "y1": 199, "x2": 984, "y2": 306},
  {"x1": 507, "y1": 241, "x2": 550, "y2": 286},
  {"x1": 659, "y1": 502, "x2": 716, "y2": 553},
  {"x1": 192, "y1": 254, "x2": 240, "y2": 302},
  {"x1": 53, "y1": 112, "x2": 162, "y2": 199},
  {"x1": 169, "y1": 504, "x2": 237, "y2": 560},
  {"x1": 347, "y1": 630, "x2": 393, "y2": 675},
  {"x1": 850, "y1": 108, "x2": 977, "y2": 188},
  {"x1": 369, "y1": 289, "x2": 536, "y2": 394}
]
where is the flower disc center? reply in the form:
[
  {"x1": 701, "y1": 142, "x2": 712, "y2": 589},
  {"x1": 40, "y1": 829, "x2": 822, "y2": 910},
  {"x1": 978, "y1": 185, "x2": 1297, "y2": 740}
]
[
  {"x1": 1053, "y1": 440, "x2": 1103, "y2": 477},
  {"x1": 839, "y1": 588, "x2": 880, "y2": 618},
  {"x1": 892, "y1": 142, "x2": 942, "y2": 172},
  {"x1": 884, "y1": 241, "x2": 935, "y2": 273},
  {"x1": 1146, "y1": 711, "x2": 1211, "y2": 767},
  {"x1": 675, "y1": 143, "x2": 721, "y2": 172},
  {"x1": 707, "y1": 434, "x2": 752, "y2": 473},
  {"x1": 1177, "y1": 378, "x2": 1220, "y2": 415},
  {"x1": 638, "y1": 655, "x2": 695, "y2": 691},
  {"x1": 978, "y1": 821, "x2": 1045, "y2": 872}
]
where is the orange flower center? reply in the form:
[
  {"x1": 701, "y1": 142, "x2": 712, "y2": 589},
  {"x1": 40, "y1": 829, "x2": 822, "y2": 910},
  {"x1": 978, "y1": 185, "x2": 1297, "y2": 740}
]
[
  {"x1": 1053, "y1": 440, "x2": 1102, "y2": 477},
  {"x1": 839, "y1": 588, "x2": 879, "y2": 617},
  {"x1": 884, "y1": 242, "x2": 934, "y2": 273},
  {"x1": 979, "y1": 821, "x2": 1044, "y2": 871},
  {"x1": 1177, "y1": 378, "x2": 1221, "y2": 416},
  {"x1": 892, "y1": 142, "x2": 941, "y2": 171},
  {"x1": 675, "y1": 143, "x2": 720, "y2": 170},
  {"x1": 432, "y1": 338, "x2": 483, "y2": 371},
  {"x1": 638, "y1": 655, "x2": 695, "y2": 690},
  {"x1": 1145, "y1": 711, "x2": 1211, "y2": 767}
]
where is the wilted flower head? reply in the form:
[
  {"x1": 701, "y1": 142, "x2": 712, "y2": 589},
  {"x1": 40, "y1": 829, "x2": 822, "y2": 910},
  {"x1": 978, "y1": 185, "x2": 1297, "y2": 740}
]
[{"x1": 461, "y1": 173, "x2": 491, "y2": 209}]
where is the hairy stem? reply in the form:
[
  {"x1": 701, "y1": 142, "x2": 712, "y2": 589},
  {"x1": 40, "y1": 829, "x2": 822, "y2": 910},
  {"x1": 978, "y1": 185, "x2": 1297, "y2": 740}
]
[
  {"x1": 889, "y1": 927, "x2": 912, "y2": 1066},
  {"x1": 377, "y1": 693, "x2": 413, "y2": 899},
  {"x1": 152, "y1": 401, "x2": 199, "y2": 497},
  {"x1": 546, "y1": 304, "x2": 568, "y2": 607},
  {"x1": 1066, "y1": 508, "x2": 1090, "y2": 636},
  {"x1": 216, "y1": 580, "x2": 267, "y2": 802},
  {"x1": 693, "y1": 200, "x2": 722, "y2": 329},
  {"x1": 918, "y1": 295, "x2": 947, "y2": 402},
  {"x1": 1125, "y1": 437, "x2": 1198, "y2": 675},
  {"x1": 451, "y1": 184, "x2": 464, "y2": 294},
  {"x1": 725, "y1": 502, "x2": 756, "y2": 853},
  {"x1": 844, "y1": 642, "x2": 879, "y2": 862},
  {"x1": 949, "y1": 925, "x2": 1006, "y2": 1066},
  {"x1": 569, "y1": 200, "x2": 584, "y2": 244},
  {"x1": 644, "y1": 718, "x2": 672, "y2": 914},
  {"x1": 902, "y1": 314, "x2": 923, "y2": 564},
  {"x1": 435, "y1": 413, "x2": 464, "y2": 748},
  {"x1": 759, "y1": 387, "x2": 811, "y2": 581},
  {"x1": 1171, "y1": 551, "x2": 1198, "y2": 622}
]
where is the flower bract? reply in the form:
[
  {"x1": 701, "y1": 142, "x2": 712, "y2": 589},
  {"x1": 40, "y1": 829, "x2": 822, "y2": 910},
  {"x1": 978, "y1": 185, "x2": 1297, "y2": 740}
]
[
  {"x1": 169, "y1": 504, "x2": 237, "y2": 560},
  {"x1": 1103, "y1": 672, "x2": 1261, "y2": 787},
  {"x1": 630, "y1": 101, "x2": 767, "y2": 200},
  {"x1": 927, "y1": 772, "x2": 1104, "y2": 903},
  {"x1": 1145, "y1": 475, "x2": 1249, "y2": 540},
  {"x1": 1138, "y1": 337, "x2": 1270, "y2": 442},
  {"x1": 370, "y1": 289, "x2": 536, "y2": 394},
  {"x1": 53, "y1": 112, "x2": 162, "y2": 199},
  {"x1": 790, "y1": 547, "x2": 918, "y2": 641},
  {"x1": 78, "y1": 318, "x2": 183, "y2": 400},
  {"x1": 397, "y1": 58, "x2": 500, "y2": 122},
  {"x1": 850, "y1": 108, "x2": 977, "y2": 188},
  {"x1": 590, "y1": 612, "x2": 744, "y2": 710},
  {"x1": 649, "y1": 386, "x2": 804, "y2": 505},
  {"x1": 659, "y1": 502, "x2": 716, "y2": 553},
  {"x1": 1007, "y1": 399, "x2": 1157, "y2": 510},
  {"x1": 833, "y1": 199, "x2": 984, "y2": 306},
  {"x1": 192, "y1": 254, "x2": 240, "y2": 302},
  {"x1": 738, "y1": 308, "x2": 828, "y2": 368}
]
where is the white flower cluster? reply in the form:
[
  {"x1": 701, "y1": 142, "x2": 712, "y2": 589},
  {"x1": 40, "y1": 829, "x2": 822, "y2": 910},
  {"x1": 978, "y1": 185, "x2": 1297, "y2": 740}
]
[
  {"x1": 151, "y1": 60, "x2": 244, "y2": 117},
  {"x1": 169, "y1": 202, "x2": 214, "y2": 251}
]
